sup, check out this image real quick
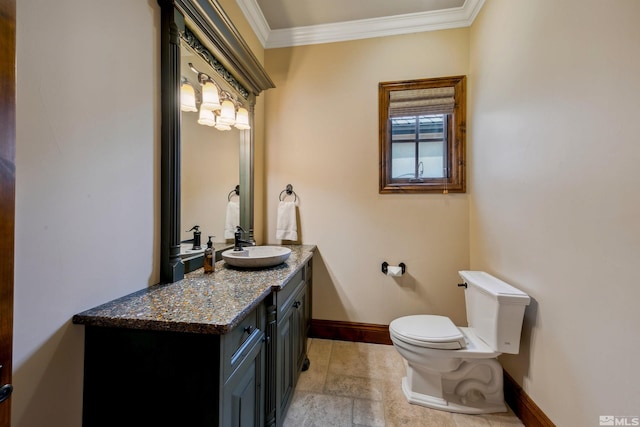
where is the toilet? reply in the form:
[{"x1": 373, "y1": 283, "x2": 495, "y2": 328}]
[{"x1": 389, "y1": 271, "x2": 530, "y2": 414}]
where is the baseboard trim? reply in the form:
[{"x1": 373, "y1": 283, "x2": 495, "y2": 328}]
[
  {"x1": 310, "y1": 319, "x2": 554, "y2": 426},
  {"x1": 309, "y1": 319, "x2": 392, "y2": 345},
  {"x1": 503, "y1": 371, "x2": 555, "y2": 427}
]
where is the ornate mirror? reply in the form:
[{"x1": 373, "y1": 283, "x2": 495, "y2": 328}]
[{"x1": 158, "y1": 0, "x2": 274, "y2": 283}]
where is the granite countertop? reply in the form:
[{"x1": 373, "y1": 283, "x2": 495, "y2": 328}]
[{"x1": 72, "y1": 245, "x2": 316, "y2": 335}]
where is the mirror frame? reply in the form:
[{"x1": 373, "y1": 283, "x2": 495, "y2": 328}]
[{"x1": 158, "y1": 0, "x2": 274, "y2": 283}]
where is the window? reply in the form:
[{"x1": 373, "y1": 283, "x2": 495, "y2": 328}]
[{"x1": 379, "y1": 76, "x2": 466, "y2": 193}]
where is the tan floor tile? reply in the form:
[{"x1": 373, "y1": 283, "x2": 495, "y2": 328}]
[
  {"x1": 360, "y1": 342, "x2": 407, "y2": 381},
  {"x1": 307, "y1": 338, "x2": 333, "y2": 366},
  {"x1": 385, "y1": 400, "x2": 455, "y2": 427},
  {"x1": 452, "y1": 412, "x2": 492, "y2": 426},
  {"x1": 324, "y1": 373, "x2": 384, "y2": 401},
  {"x1": 296, "y1": 339, "x2": 333, "y2": 392},
  {"x1": 353, "y1": 398, "x2": 386, "y2": 427},
  {"x1": 326, "y1": 341, "x2": 402, "y2": 381},
  {"x1": 283, "y1": 391, "x2": 353, "y2": 427},
  {"x1": 328, "y1": 340, "x2": 376, "y2": 378},
  {"x1": 481, "y1": 407, "x2": 524, "y2": 426},
  {"x1": 296, "y1": 365, "x2": 328, "y2": 393},
  {"x1": 284, "y1": 340, "x2": 524, "y2": 427}
]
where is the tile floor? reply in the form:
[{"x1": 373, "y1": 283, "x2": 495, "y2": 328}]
[{"x1": 283, "y1": 338, "x2": 524, "y2": 427}]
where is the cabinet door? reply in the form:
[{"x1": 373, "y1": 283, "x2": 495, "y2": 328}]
[
  {"x1": 223, "y1": 332, "x2": 264, "y2": 427},
  {"x1": 292, "y1": 285, "x2": 308, "y2": 374},
  {"x1": 276, "y1": 304, "x2": 295, "y2": 421}
]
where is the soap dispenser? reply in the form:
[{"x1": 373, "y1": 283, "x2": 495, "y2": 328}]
[
  {"x1": 204, "y1": 236, "x2": 215, "y2": 274},
  {"x1": 187, "y1": 225, "x2": 201, "y2": 250}
]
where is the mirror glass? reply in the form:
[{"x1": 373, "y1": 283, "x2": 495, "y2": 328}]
[
  {"x1": 179, "y1": 41, "x2": 242, "y2": 258},
  {"x1": 159, "y1": 0, "x2": 273, "y2": 283}
]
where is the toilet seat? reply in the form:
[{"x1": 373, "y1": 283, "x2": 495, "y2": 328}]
[{"x1": 389, "y1": 315, "x2": 466, "y2": 350}]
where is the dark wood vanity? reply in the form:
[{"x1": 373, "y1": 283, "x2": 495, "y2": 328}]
[{"x1": 73, "y1": 245, "x2": 314, "y2": 427}]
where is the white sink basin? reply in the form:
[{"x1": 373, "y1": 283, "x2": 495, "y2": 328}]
[{"x1": 222, "y1": 246, "x2": 291, "y2": 269}]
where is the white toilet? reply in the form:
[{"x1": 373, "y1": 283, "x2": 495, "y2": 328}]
[{"x1": 389, "y1": 271, "x2": 530, "y2": 414}]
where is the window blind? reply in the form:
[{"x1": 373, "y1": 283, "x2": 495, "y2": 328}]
[{"x1": 388, "y1": 87, "x2": 455, "y2": 117}]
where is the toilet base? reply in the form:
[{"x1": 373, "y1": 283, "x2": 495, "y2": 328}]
[
  {"x1": 401, "y1": 377, "x2": 507, "y2": 414},
  {"x1": 400, "y1": 357, "x2": 508, "y2": 415}
]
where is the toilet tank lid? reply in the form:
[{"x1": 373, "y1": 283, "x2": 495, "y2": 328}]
[{"x1": 458, "y1": 271, "x2": 530, "y2": 305}]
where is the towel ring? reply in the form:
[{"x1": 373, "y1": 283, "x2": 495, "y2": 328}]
[
  {"x1": 228, "y1": 185, "x2": 240, "y2": 201},
  {"x1": 279, "y1": 184, "x2": 298, "y2": 202}
]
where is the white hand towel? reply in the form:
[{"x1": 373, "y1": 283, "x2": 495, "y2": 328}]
[
  {"x1": 224, "y1": 200, "x2": 240, "y2": 239},
  {"x1": 276, "y1": 201, "x2": 298, "y2": 241}
]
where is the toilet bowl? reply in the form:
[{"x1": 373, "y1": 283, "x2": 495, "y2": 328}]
[{"x1": 389, "y1": 271, "x2": 530, "y2": 414}]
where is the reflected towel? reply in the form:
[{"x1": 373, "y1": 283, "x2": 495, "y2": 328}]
[
  {"x1": 224, "y1": 200, "x2": 240, "y2": 239},
  {"x1": 276, "y1": 201, "x2": 298, "y2": 241}
]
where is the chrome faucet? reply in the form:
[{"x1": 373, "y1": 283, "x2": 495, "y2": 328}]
[{"x1": 234, "y1": 226, "x2": 256, "y2": 251}]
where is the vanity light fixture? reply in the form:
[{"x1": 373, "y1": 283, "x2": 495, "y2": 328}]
[{"x1": 184, "y1": 63, "x2": 251, "y2": 131}]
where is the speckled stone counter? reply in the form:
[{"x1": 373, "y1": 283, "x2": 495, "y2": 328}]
[{"x1": 72, "y1": 245, "x2": 316, "y2": 335}]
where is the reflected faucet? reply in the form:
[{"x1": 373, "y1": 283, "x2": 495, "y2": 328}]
[{"x1": 234, "y1": 226, "x2": 256, "y2": 251}]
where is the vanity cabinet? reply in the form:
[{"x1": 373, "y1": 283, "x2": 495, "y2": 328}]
[
  {"x1": 74, "y1": 246, "x2": 315, "y2": 427},
  {"x1": 265, "y1": 258, "x2": 312, "y2": 427},
  {"x1": 80, "y1": 304, "x2": 265, "y2": 427}
]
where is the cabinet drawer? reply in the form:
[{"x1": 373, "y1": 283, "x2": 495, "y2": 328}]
[
  {"x1": 275, "y1": 268, "x2": 304, "y2": 316},
  {"x1": 223, "y1": 309, "x2": 260, "y2": 379}
]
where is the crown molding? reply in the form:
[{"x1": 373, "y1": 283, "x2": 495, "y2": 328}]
[
  {"x1": 236, "y1": 0, "x2": 485, "y2": 49},
  {"x1": 235, "y1": 0, "x2": 270, "y2": 47}
]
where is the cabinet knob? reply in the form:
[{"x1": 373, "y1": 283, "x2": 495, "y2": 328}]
[
  {"x1": 243, "y1": 325, "x2": 254, "y2": 335},
  {"x1": 293, "y1": 301, "x2": 301, "y2": 308}
]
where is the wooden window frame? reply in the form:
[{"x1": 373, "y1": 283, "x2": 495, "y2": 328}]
[{"x1": 379, "y1": 75, "x2": 466, "y2": 194}]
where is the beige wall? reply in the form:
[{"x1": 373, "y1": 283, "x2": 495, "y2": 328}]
[
  {"x1": 14, "y1": 1, "x2": 266, "y2": 426},
  {"x1": 15, "y1": 1, "x2": 160, "y2": 425},
  {"x1": 469, "y1": 0, "x2": 640, "y2": 425},
  {"x1": 264, "y1": 30, "x2": 471, "y2": 325}
]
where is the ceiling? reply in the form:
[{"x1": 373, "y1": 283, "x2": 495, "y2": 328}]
[{"x1": 235, "y1": 0, "x2": 485, "y2": 49}]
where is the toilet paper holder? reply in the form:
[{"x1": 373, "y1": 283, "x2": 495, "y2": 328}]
[{"x1": 381, "y1": 262, "x2": 406, "y2": 275}]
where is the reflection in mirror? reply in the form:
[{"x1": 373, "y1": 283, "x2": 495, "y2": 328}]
[{"x1": 179, "y1": 42, "x2": 241, "y2": 258}]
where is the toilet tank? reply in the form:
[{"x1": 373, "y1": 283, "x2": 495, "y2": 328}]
[{"x1": 458, "y1": 271, "x2": 530, "y2": 354}]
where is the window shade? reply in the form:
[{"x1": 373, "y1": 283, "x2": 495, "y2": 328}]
[{"x1": 388, "y1": 87, "x2": 455, "y2": 117}]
